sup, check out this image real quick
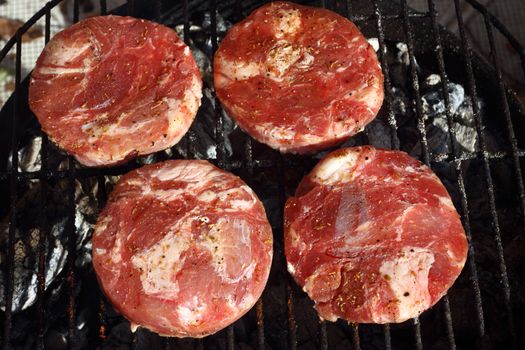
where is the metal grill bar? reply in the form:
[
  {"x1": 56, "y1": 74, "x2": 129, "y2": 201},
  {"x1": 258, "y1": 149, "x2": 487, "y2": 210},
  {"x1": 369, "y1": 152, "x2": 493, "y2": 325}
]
[
  {"x1": 211, "y1": 0, "x2": 226, "y2": 168},
  {"x1": 319, "y1": 321, "x2": 327, "y2": 350},
  {"x1": 412, "y1": 318, "x2": 423, "y2": 350},
  {"x1": 0, "y1": 149, "x2": 523, "y2": 182},
  {"x1": 65, "y1": 155, "x2": 78, "y2": 346},
  {"x1": 208, "y1": 1, "x2": 235, "y2": 348},
  {"x1": 227, "y1": 325, "x2": 235, "y2": 350},
  {"x1": 441, "y1": 296, "x2": 456, "y2": 350},
  {"x1": 351, "y1": 324, "x2": 361, "y2": 350},
  {"x1": 96, "y1": 176, "x2": 108, "y2": 342},
  {"x1": 372, "y1": 1, "x2": 400, "y2": 151},
  {"x1": 345, "y1": 0, "x2": 352, "y2": 19},
  {"x1": 73, "y1": 0, "x2": 80, "y2": 22},
  {"x1": 371, "y1": 1, "x2": 401, "y2": 347},
  {"x1": 182, "y1": 0, "x2": 197, "y2": 159},
  {"x1": 35, "y1": 7, "x2": 53, "y2": 349},
  {"x1": 64, "y1": 6, "x2": 82, "y2": 349},
  {"x1": 286, "y1": 284, "x2": 297, "y2": 350},
  {"x1": 183, "y1": 0, "x2": 190, "y2": 44},
  {"x1": 400, "y1": 0, "x2": 429, "y2": 165},
  {"x1": 256, "y1": 299, "x2": 264, "y2": 350},
  {"x1": 383, "y1": 324, "x2": 392, "y2": 350},
  {"x1": 400, "y1": 1, "x2": 431, "y2": 348},
  {"x1": 1, "y1": 32, "x2": 22, "y2": 350},
  {"x1": 128, "y1": 0, "x2": 135, "y2": 16},
  {"x1": 100, "y1": 0, "x2": 107, "y2": 15},
  {"x1": 482, "y1": 11, "x2": 525, "y2": 221},
  {"x1": 427, "y1": 0, "x2": 486, "y2": 343},
  {"x1": 453, "y1": 1, "x2": 516, "y2": 347}
]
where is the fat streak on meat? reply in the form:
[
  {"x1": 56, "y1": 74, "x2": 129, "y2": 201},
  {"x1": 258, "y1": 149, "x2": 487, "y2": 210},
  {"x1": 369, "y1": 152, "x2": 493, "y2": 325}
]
[
  {"x1": 29, "y1": 16, "x2": 202, "y2": 167},
  {"x1": 92, "y1": 160, "x2": 273, "y2": 337},
  {"x1": 214, "y1": 1, "x2": 383, "y2": 154},
  {"x1": 284, "y1": 146, "x2": 467, "y2": 323}
]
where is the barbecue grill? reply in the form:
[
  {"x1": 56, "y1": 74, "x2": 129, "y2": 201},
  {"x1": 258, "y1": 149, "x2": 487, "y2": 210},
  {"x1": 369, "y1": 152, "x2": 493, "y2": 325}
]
[{"x1": 1, "y1": 0, "x2": 524, "y2": 349}]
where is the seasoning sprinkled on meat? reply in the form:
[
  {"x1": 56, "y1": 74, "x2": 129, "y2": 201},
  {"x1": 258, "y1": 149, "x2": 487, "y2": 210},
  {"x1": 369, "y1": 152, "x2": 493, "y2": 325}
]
[
  {"x1": 284, "y1": 146, "x2": 467, "y2": 323},
  {"x1": 214, "y1": 2, "x2": 383, "y2": 154}
]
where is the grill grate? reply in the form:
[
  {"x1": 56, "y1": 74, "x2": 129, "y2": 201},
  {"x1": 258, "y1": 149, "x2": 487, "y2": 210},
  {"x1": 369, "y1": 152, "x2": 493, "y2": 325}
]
[{"x1": 1, "y1": 0, "x2": 524, "y2": 349}]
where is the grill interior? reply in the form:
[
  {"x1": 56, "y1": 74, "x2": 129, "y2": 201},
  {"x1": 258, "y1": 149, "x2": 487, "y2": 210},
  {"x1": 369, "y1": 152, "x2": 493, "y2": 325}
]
[{"x1": 1, "y1": 0, "x2": 524, "y2": 349}]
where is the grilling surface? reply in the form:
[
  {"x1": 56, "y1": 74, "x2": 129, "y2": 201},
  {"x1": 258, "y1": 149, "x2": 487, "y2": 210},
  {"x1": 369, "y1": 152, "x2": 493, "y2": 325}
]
[{"x1": 0, "y1": 0, "x2": 524, "y2": 349}]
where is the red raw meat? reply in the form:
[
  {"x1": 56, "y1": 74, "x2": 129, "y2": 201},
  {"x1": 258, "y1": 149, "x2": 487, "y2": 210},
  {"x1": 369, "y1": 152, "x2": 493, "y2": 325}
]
[
  {"x1": 29, "y1": 16, "x2": 202, "y2": 167},
  {"x1": 214, "y1": 1, "x2": 383, "y2": 154},
  {"x1": 284, "y1": 146, "x2": 467, "y2": 323},
  {"x1": 92, "y1": 160, "x2": 273, "y2": 337}
]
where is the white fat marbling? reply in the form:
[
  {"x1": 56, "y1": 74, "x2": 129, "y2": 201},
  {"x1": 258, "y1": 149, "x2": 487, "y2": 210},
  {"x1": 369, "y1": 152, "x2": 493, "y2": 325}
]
[
  {"x1": 45, "y1": 39, "x2": 92, "y2": 66},
  {"x1": 274, "y1": 8, "x2": 302, "y2": 38},
  {"x1": 313, "y1": 151, "x2": 358, "y2": 184},
  {"x1": 266, "y1": 41, "x2": 302, "y2": 78},
  {"x1": 131, "y1": 228, "x2": 190, "y2": 299},
  {"x1": 200, "y1": 218, "x2": 256, "y2": 283},
  {"x1": 379, "y1": 246, "x2": 435, "y2": 322},
  {"x1": 177, "y1": 296, "x2": 207, "y2": 326}
]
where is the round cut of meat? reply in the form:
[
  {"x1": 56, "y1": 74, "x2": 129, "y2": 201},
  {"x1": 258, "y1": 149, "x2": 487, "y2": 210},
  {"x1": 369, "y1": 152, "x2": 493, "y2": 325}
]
[
  {"x1": 29, "y1": 16, "x2": 202, "y2": 167},
  {"x1": 284, "y1": 146, "x2": 467, "y2": 323},
  {"x1": 214, "y1": 2, "x2": 383, "y2": 154},
  {"x1": 92, "y1": 160, "x2": 273, "y2": 337}
]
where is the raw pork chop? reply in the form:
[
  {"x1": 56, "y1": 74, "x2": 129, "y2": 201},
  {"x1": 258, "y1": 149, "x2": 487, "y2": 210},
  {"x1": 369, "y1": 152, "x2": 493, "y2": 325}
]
[
  {"x1": 92, "y1": 160, "x2": 273, "y2": 337},
  {"x1": 214, "y1": 1, "x2": 383, "y2": 154},
  {"x1": 284, "y1": 146, "x2": 467, "y2": 323},
  {"x1": 29, "y1": 16, "x2": 202, "y2": 167}
]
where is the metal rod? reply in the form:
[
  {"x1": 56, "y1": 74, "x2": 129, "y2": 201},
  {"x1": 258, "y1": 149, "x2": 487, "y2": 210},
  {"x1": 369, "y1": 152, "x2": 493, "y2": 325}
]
[
  {"x1": 66, "y1": 157, "x2": 77, "y2": 349},
  {"x1": 413, "y1": 317, "x2": 423, "y2": 350},
  {"x1": 319, "y1": 321, "x2": 328, "y2": 350},
  {"x1": 35, "y1": 8, "x2": 53, "y2": 350},
  {"x1": 227, "y1": 325, "x2": 235, "y2": 350},
  {"x1": 100, "y1": 0, "x2": 107, "y2": 15},
  {"x1": 128, "y1": 0, "x2": 135, "y2": 16},
  {"x1": 441, "y1": 296, "x2": 456, "y2": 350},
  {"x1": 73, "y1": 0, "x2": 80, "y2": 23},
  {"x1": 256, "y1": 299, "x2": 265, "y2": 350},
  {"x1": 351, "y1": 324, "x2": 361, "y2": 350},
  {"x1": 286, "y1": 284, "x2": 297, "y2": 350},
  {"x1": 1, "y1": 31, "x2": 22, "y2": 350},
  {"x1": 182, "y1": 0, "x2": 196, "y2": 159},
  {"x1": 383, "y1": 324, "x2": 392, "y2": 350},
  {"x1": 400, "y1": 0, "x2": 429, "y2": 164},
  {"x1": 183, "y1": 0, "x2": 190, "y2": 43},
  {"x1": 426, "y1": 0, "x2": 486, "y2": 344},
  {"x1": 454, "y1": 1, "x2": 515, "y2": 348},
  {"x1": 1, "y1": 148, "x2": 523, "y2": 183},
  {"x1": 373, "y1": 0, "x2": 400, "y2": 150},
  {"x1": 97, "y1": 176, "x2": 108, "y2": 342},
  {"x1": 211, "y1": 0, "x2": 226, "y2": 168}
]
